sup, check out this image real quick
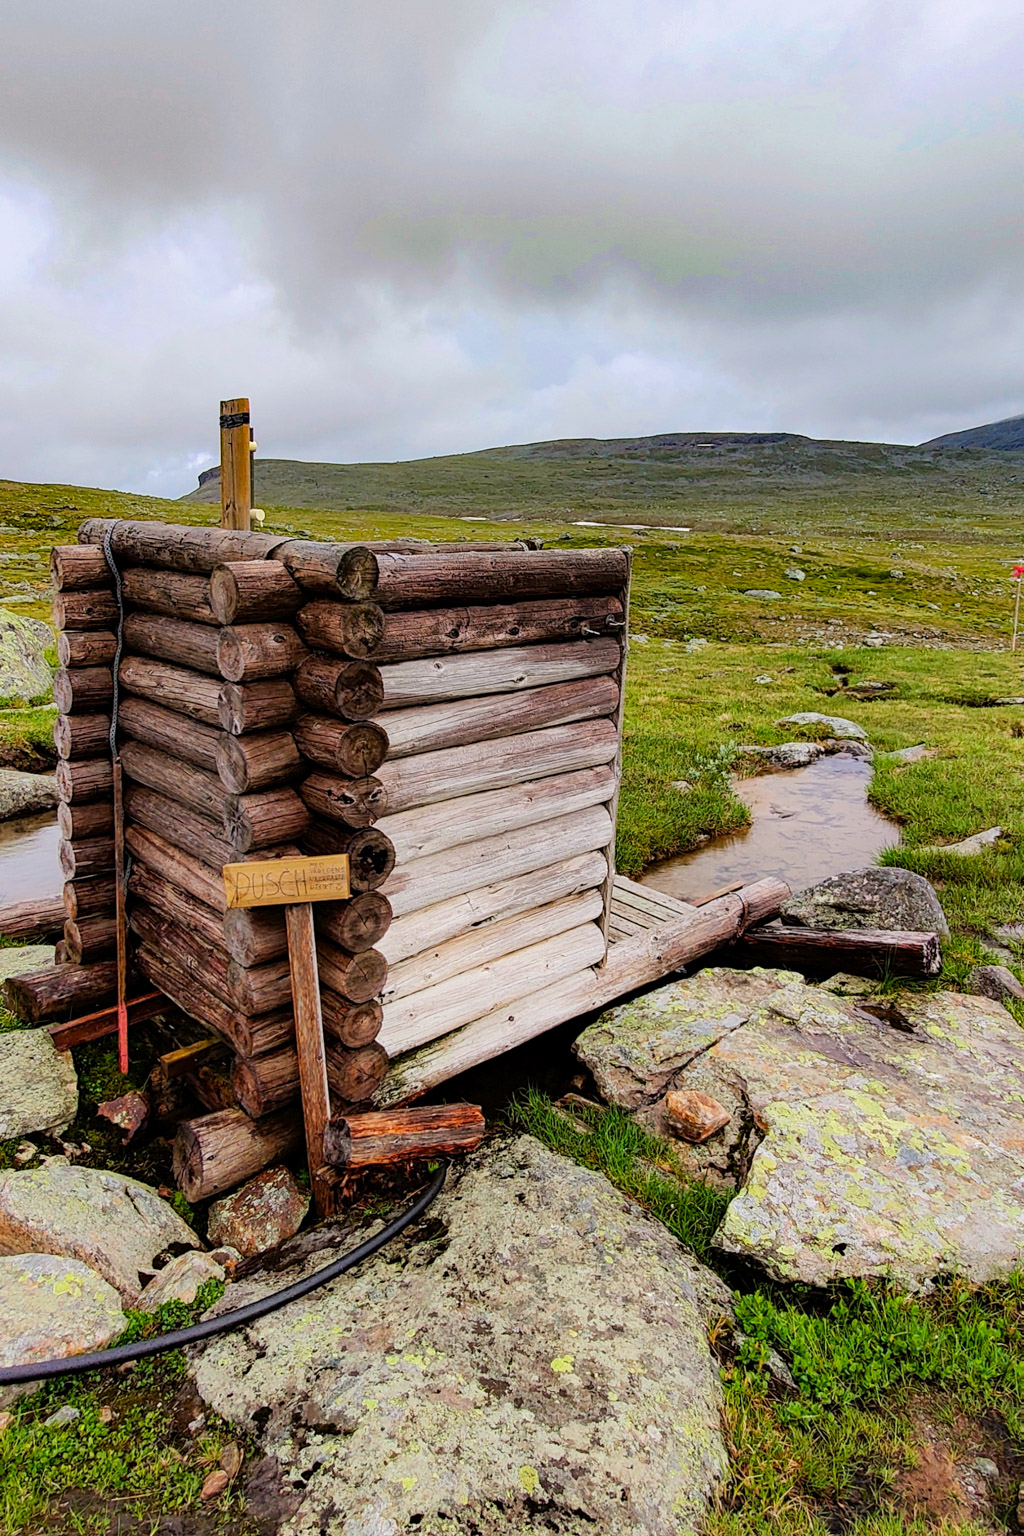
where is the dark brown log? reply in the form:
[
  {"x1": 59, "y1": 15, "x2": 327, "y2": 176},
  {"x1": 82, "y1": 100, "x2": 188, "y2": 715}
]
[
  {"x1": 58, "y1": 799, "x2": 113, "y2": 840},
  {"x1": 128, "y1": 862, "x2": 226, "y2": 954},
  {"x1": 368, "y1": 595, "x2": 625, "y2": 663},
  {"x1": 223, "y1": 785, "x2": 311, "y2": 853},
  {"x1": 209, "y1": 560, "x2": 304, "y2": 624},
  {"x1": 59, "y1": 836, "x2": 114, "y2": 880},
  {"x1": 373, "y1": 548, "x2": 630, "y2": 611},
  {"x1": 301, "y1": 824, "x2": 395, "y2": 891},
  {"x1": 119, "y1": 654, "x2": 224, "y2": 726},
  {"x1": 215, "y1": 730, "x2": 302, "y2": 793},
  {"x1": 57, "y1": 630, "x2": 117, "y2": 668},
  {"x1": 300, "y1": 773, "x2": 387, "y2": 828},
  {"x1": 316, "y1": 891, "x2": 392, "y2": 952},
  {"x1": 326, "y1": 1042, "x2": 389, "y2": 1105},
  {"x1": 122, "y1": 612, "x2": 222, "y2": 675},
  {"x1": 52, "y1": 590, "x2": 119, "y2": 631},
  {"x1": 227, "y1": 954, "x2": 293, "y2": 1015},
  {"x1": 50, "y1": 545, "x2": 111, "y2": 591},
  {"x1": 63, "y1": 914, "x2": 116, "y2": 963},
  {"x1": 316, "y1": 938, "x2": 388, "y2": 1003},
  {"x1": 381, "y1": 674, "x2": 619, "y2": 759},
  {"x1": 136, "y1": 942, "x2": 293, "y2": 1058},
  {"x1": 120, "y1": 739, "x2": 229, "y2": 822},
  {"x1": 124, "y1": 783, "x2": 234, "y2": 869},
  {"x1": 47, "y1": 991, "x2": 165, "y2": 1050},
  {"x1": 295, "y1": 601, "x2": 385, "y2": 660},
  {"x1": 79, "y1": 517, "x2": 282, "y2": 573},
  {"x1": 118, "y1": 696, "x2": 222, "y2": 772},
  {"x1": 216, "y1": 623, "x2": 307, "y2": 683},
  {"x1": 129, "y1": 902, "x2": 232, "y2": 1000},
  {"x1": 53, "y1": 667, "x2": 113, "y2": 714},
  {"x1": 324, "y1": 1103, "x2": 484, "y2": 1169},
  {"x1": 292, "y1": 715, "x2": 389, "y2": 777},
  {"x1": 63, "y1": 875, "x2": 116, "y2": 919},
  {"x1": 293, "y1": 655, "x2": 384, "y2": 721},
  {"x1": 222, "y1": 905, "x2": 288, "y2": 967},
  {"x1": 55, "y1": 757, "x2": 113, "y2": 803},
  {"x1": 736, "y1": 925, "x2": 942, "y2": 977},
  {"x1": 273, "y1": 540, "x2": 378, "y2": 600},
  {"x1": 53, "y1": 940, "x2": 67, "y2": 964},
  {"x1": 123, "y1": 823, "x2": 226, "y2": 909},
  {"x1": 0, "y1": 895, "x2": 65, "y2": 941},
  {"x1": 122, "y1": 567, "x2": 218, "y2": 625},
  {"x1": 3, "y1": 961, "x2": 118, "y2": 1024},
  {"x1": 231, "y1": 1048, "x2": 300, "y2": 1118},
  {"x1": 217, "y1": 677, "x2": 298, "y2": 736},
  {"x1": 172, "y1": 1107, "x2": 303, "y2": 1202},
  {"x1": 321, "y1": 994, "x2": 383, "y2": 1048},
  {"x1": 54, "y1": 713, "x2": 111, "y2": 761}
]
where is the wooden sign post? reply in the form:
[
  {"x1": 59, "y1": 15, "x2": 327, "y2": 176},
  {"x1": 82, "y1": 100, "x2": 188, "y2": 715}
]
[
  {"x1": 224, "y1": 852, "x2": 351, "y2": 1217},
  {"x1": 219, "y1": 398, "x2": 252, "y2": 532}
]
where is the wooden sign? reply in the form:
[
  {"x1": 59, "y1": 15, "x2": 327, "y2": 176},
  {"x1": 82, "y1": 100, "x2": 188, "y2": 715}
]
[{"x1": 223, "y1": 854, "x2": 351, "y2": 909}]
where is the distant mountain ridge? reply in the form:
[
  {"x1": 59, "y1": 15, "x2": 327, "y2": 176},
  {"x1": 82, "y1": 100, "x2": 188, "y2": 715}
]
[{"x1": 919, "y1": 414, "x2": 1024, "y2": 452}]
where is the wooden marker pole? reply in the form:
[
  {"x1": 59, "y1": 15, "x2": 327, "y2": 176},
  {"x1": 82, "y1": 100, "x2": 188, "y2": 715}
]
[{"x1": 220, "y1": 398, "x2": 252, "y2": 531}]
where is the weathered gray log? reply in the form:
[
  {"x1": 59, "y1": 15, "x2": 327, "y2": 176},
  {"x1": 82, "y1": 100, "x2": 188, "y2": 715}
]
[
  {"x1": 215, "y1": 730, "x2": 302, "y2": 793},
  {"x1": 119, "y1": 654, "x2": 224, "y2": 726},
  {"x1": 293, "y1": 714, "x2": 389, "y2": 777},
  {"x1": 293, "y1": 655, "x2": 384, "y2": 721},
  {"x1": 272, "y1": 541, "x2": 378, "y2": 600},
  {"x1": 50, "y1": 545, "x2": 111, "y2": 591},
  {"x1": 52, "y1": 591, "x2": 118, "y2": 631},
  {"x1": 294, "y1": 601, "x2": 385, "y2": 659},
  {"x1": 123, "y1": 612, "x2": 222, "y2": 675},
  {"x1": 216, "y1": 623, "x2": 307, "y2": 683},
  {"x1": 373, "y1": 548, "x2": 630, "y2": 610},
  {"x1": 323, "y1": 1104, "x2": 485, "y2": 1169},
  {"x1": 79, "y1": 517, "x2": 282, "y2": 573},
  {"x1": 377, "y1": 638, "x2": 620, "y2": 711},
  {"x1": 54, "y1": 713, "x2": 111, "y2": 761},
  {"x1": 118, "y1": 696, "x2": 222, "y2": 771},
  {"x1": 209, "y1": 560, "x2": 303, "y2": 624},
  {"x1": 299, "y1": 773, "x2": 387, "y2": 828},
  {"x1": 366, "y1": 595, "x2": 625, "y2": 664},
  {"x1": 379, "y1": 674, "x2": 618, "y2": 758},
  {"x1": 53, "y1": 666, "x2": 112, "y2": 714},
  {"x1": 173, "y1": 1107, "x2": 303, "y2": 1202},
  {"x1": 218, "y1": 677, "x2": 298, "y2": 736},
  {"x1": 57, "y1": 630, "x2": 117, "y2": 668},
  {"x1": 737, "y1": 925, "x2": 942, "y2": 977},
  {"x1": 121, "y1": 568, "x2": 218, "y2": 625}
]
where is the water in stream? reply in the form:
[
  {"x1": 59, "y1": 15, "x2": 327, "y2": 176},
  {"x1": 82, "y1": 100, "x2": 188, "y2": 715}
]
[
  {"x1": 641, "y1": 754, "x2": 898, "y2": 904},
  {"x1": 0, "y1": 811, "x2": 61, "y2": 903}
]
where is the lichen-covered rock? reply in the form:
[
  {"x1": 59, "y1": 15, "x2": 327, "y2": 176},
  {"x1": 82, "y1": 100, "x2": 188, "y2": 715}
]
[
  {"x1": 0, "y1": 612, "x2": 53, "y2": 705},
  {"x1": 0, "y1": 945, "x2": 55, "y2": 983},
  {"x1": 0, "y1": 770, "x2": 57, "y2": 821},
  {"x1": 136, "y1": 1250, "x2": 226, "y2": 1312},
  {"x1": 0, "y1": 1160, "x2": 200, "y2": 1303},
  {"x1": 0, "y1": 1253, "x2": 123, "y2": 1369},
  {"x1": 207, "y1": 1166, "x2": 309, "y2": 1258},
  {"x1": 0, "y1": 1028, "x2": 78, "y2": 1140},
  {"x1": 192, "y1": 1135, "x2": 729, "y2": 1536},
  {"x1": 781, "y1": 866, "x2": 950, "y2": 939},
  {"x1": 665, "y1": 1089, "x2": 731, "y2": 1143},
  {"x1": 737, "y1": 742, "x2": 824, "y2": 769},
  {"x1": 776, "y1": 712, "x2": 867, "y2": 740},
  {"x1": 967, "y1": 964, "x2": 1024, "y2": 1004}
]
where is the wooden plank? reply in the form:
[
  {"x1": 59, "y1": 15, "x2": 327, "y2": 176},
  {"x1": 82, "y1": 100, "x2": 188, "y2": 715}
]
[
  {"x1": 47, "y1": 991, "x2": 165, "y2": 1050},
  {"x1": 159, "y1": 1038, "x2": 223, "y2": 1079},
  {"x1": 612, "y1": 872, "x2": 693, "y2": 917},
  {"x1": 286, "y1": 902, "x2": 334, "y2": 1218},
  {"x1": 223, "y1": 854, "x2": 351, "y2": 909},
  {"x1": 220, "y1": 397, "x2": 251, "y2": 531}
]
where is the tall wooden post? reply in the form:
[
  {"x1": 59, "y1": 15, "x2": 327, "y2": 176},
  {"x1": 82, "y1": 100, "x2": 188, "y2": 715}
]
[{"x1": 220, "y1": 398, "x2": 252, "y2": 531}]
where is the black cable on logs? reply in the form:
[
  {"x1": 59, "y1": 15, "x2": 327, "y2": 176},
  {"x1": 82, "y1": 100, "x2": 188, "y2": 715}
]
[{"x1": 0, "y1": 1163, "x2": 446, "y2": 1387}]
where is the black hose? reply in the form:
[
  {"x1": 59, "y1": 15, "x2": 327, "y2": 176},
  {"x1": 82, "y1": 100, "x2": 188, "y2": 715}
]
[{"x1": 0, "y1": 1163, "x2": 446, "y2": 1387}]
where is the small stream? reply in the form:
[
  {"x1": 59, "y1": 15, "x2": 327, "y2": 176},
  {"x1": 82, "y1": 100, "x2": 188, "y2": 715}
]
[
  {"x1": 641, "y1": 755, "x2": 898, "y2": 903},
  {"x1": 0, "y1": 811, "x2": 61, "y2": 903}
]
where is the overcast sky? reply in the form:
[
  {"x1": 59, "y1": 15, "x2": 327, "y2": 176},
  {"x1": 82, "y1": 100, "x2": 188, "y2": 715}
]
[{"x1": 2, "y1": 0, "x2": 1023, "y2": 497}]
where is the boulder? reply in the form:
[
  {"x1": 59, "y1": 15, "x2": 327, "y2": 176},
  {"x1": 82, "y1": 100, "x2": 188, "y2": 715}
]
[
  {"x1": 0, "y1": 945, "x2": 57, "y2": 983},
  {"x1": 967, "y1": 965, "x2": 1024, "y2": 1005},
  {"x1": 0, "y1": 613, "x2": 53, "y2": 705},
  {"x1": 136, "y1": 1250, "x2": 226, "y2": 1312},
  {"x1": 737, "y1": 742, "x2": 824, "y2": 769},
  {"x1": 925, "y1": 827, "x2": 1002, "y2": 857},
  {"x1": 193, "y1": 1135, "x2": 728, "y2": 1536},
  {"x1": 743, "y1": 588, "x2": 783, "y2": 599},
  {"x1": 207, "y1": 1166, "x2": 308, "y2": 1258},
  {"x1": 665, "y1": 1090, "x2": 731, "y2": 1143},
  {"x1": 0, "y1": 1028, "x2": 78, "y2": 1140},
  {"x1": 784, "y1": 568, "x2": 805, "y2": 581},
  {"x1": 884, "y1": 744, "x2": 935, "y2": 764},
  {"x1": 781, "y1": 867, "x2": 950, "y2": 939},
  {"x1": 776, "y1": 712, "x2": 867, "y2": 740},
  {"x1": 0, "y1": 1253, "x2": 123, "y2": 1370},
  {"x1": 0, "y1": 770, "x2": 57, "y2": 821},
  {"x1": 0, "y1": 1159, "x2": 200, "y2": 1303}
]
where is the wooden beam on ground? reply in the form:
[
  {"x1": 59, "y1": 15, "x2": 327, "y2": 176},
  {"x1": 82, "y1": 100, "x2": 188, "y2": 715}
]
[
  {"x1": 323, "y1": 1104, "x2": 485, "y2": 1170},
  {"x1": 158, "y1": 1037, "x2": 224, "y2": 1079},
  {"x1": 736, "y1": 924, "x2": 942, "y2": 977},
  {"x1": 0, "y1": 896, "x2": 65, "y2": 942},
  {"x1": 47, "y1": 991, "x2": 166, "y2": 1050}
]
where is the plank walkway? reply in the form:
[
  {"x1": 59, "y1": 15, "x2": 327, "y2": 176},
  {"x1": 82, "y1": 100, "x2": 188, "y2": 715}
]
[{"x1": 607, "y1": 873, "x2": 693, "y2": 943}]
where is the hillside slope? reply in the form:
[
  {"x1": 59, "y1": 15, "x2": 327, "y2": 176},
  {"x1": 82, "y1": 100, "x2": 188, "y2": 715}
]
[{"x1": 920, "y1": 414, "x2": 1024, "y2": 452}]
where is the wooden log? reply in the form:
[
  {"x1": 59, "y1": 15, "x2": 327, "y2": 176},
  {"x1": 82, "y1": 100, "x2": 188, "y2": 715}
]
[
  {"x1": 222, "y1": 905, "x2": 289, "y2": 967},
  {"x1": 377, "y1": 721, "x2": 619, "y2": 818},
  {"x1": 293, "y1": 715, "x2": 389, "y2": 777},
  {"x1": 231, "y1": 1047, "x2": 300, "y2": 1118},
  {"x1": 55, "y1": 757, "x2": 113, "y2": 803},
  {"x1": 216, "y1": 623, "x2": 307, "y2": 684},
  {"x1": 215, "y1": 730, "x2": 302, "y2": 793},
  {"x1": 321, "y1": 994, "x2": 383, "y2": 1049},
  {"x1": 324, "y1": 1104, "x2": 485, "y2": 1169},
  {"x1": 124, "y1": 784, "x2": 234, "y2": 870},
  {"x1": 128, "y1": 862, "x2": 226, "y2": 954},
  {"x1": 123, "y1": 612, "x2": 222, "y2": 675},
  {"x1": 378, "y1": 638, "x2": 620, "y2": 712},
  {"x1": 50, "y1": 545, "x2": 111, "y2": 591},
  {"x1": 316, "y1": 938, "x2": 388, "y2": 1003},
  {"x1": 59, "y1": 836, "x2": 114, "y2": 880},
  {"x1": 0, "y1": 895, "x2": 65, "y2": 941},
  {"x1": 47, "y1": 991, "x2": 165, "y2": 1051},
  {"x1": 301, "y1": 824, "x2": 396, "y2": 891},
  {"x1": 327, "y1": 1042, "x2": 389, "y2": 1106},
  {"x1": 172, "y1": 1106, "x2": 303, "y2": 1202},
  {"x1": 118, "y1": 696, "x2": 222, "y2": 771},
  {"x1": 378, "y1": 766, "x2": 615, "y2": 866},
  {"x1": 63, "y1": 914, "x2": 117, "y2": 964},
  {"x1": 223, "y1": 785, "x2": 311, "y2": 853},
  {"x1": 217, "y1": 677, "x2": 297, "y2": 736},
  {"x1": 209, "y1": 560, "x2": 304, "y2": 624},
  {"x1": 52, "y1": 590, "x2": 118, "y2": 632},
  {"x1": 380, "y1": 675, "x2": 619, "y2": 760},
  {"x1": 316, "y1": 891, "x2": 392, "y2": 953},
  {"x1": 136, "y1": 942, "x2": 293, "y2": 1059},
  {"x1": 373, "y1": 548, "x2": 630, "y2": 610},
  {"x1": 285, "y1": 901, "x2": 334, "y2": 1214},
  {"x1": 53, "y1": 941, "x2": 67, "y2": 965},
  {"x1": 299, "y1": 773, "x2": 387, "y2": 828},
  {"x1": 273, "y1": 540, "x2": 378, "y2": 600},
  {"x1": 380, "y1": 922, "x2": 607, "y2": 1057},
  {"x1": 294, "y1": 655, "x2": 384, "y2": 721},
  {"x1": 227, "y1": 954, "x2": 293, "y2": 1015},
  {"x1": 54, "y1": 713, "x2": 111, "y2": 762},
  {"x1": 3, "y1": 961, "x2": 118, "y2": 1024},
  {"x1": 123, "y1": 824, "x2": 225, "y2": 910},
  {"x1": 295, "y1": 601, "x2": 385, "y2": 659},
  {"x1": 383, "y1": 805, "x2": 613, "y2": 919},
  {"x1": 121, "y1": 568, "x2": 218, "y2": 625},
  {"x1": 62, "y1": 875, "x2": 116, "y2": 920},
  {"x1": 79, "y1": 517, "x2": 282, "y2": 573},
  {"x1": 383, "y1": 889, "x2": 604, "y2": 1003},
  {"x1": 377, "y1": 877, "x2": 791, "y2": 1105},
  {"x1": 119, "y1": 654, "x2": 224, "y2": 726},
  {"x1": 129, "y1": 903, "x2": 232, "y2": 1001},
  {"x1": 736, "y1": 925, "x2": 942, "y2": 977},
  {"x1": 380, "y1": 848, "x2": 608, "y2": 965},
  {"x1": 53, "y1": 666, "x2": 113, "y2": 714},
  {"x1": 57, "y1": 630, "x2": 117, "y2": 668},
  {"x1": 120, "y1": 739, "x2": 229, "y2": 822},
  {"x1": 369, "y1": 595, "x2": 626, "y2": 664}
]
